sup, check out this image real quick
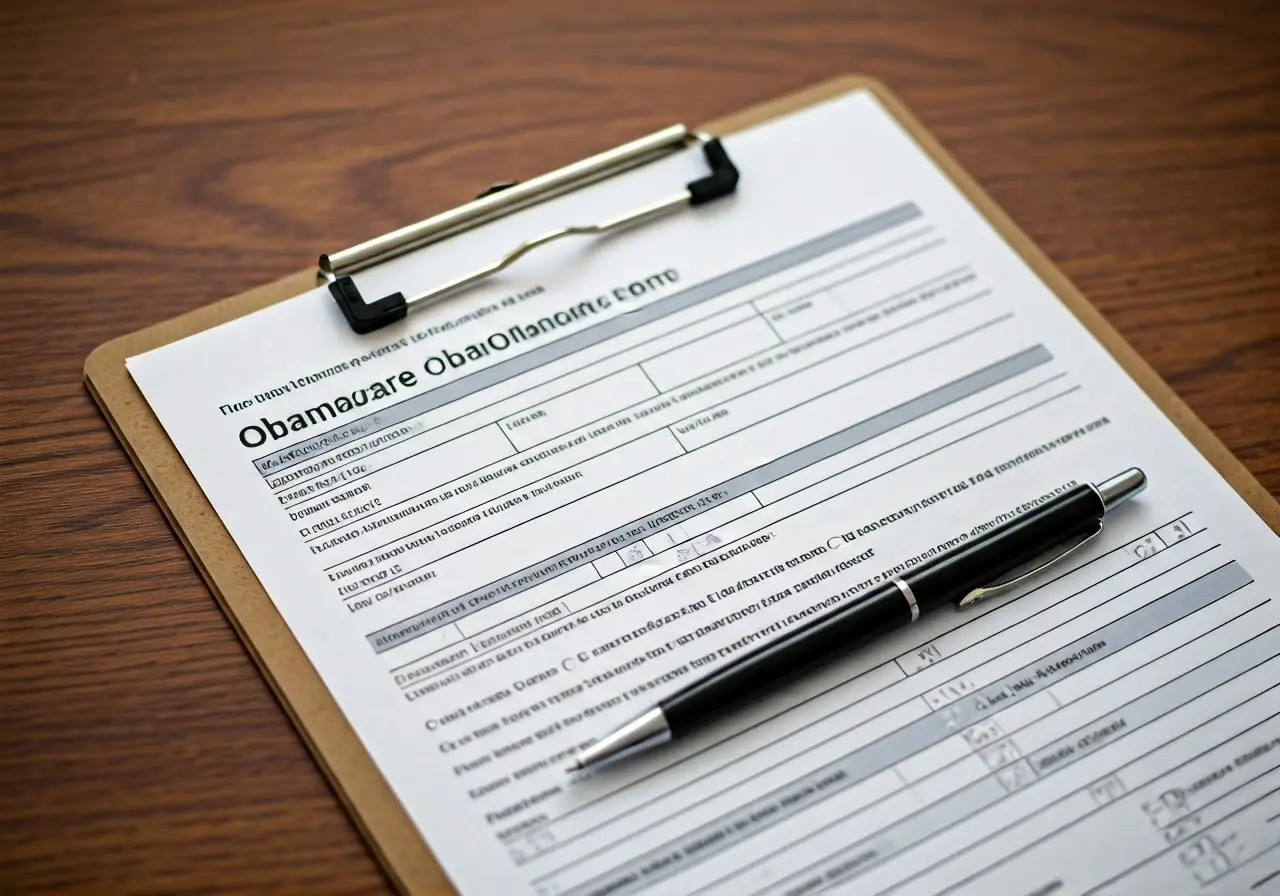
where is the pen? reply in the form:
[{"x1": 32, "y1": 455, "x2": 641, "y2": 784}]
[{"x1": 568, "y1": 467, "x2": 1147, "y2": 771}]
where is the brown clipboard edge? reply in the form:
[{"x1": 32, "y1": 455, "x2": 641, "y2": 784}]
[{"x1": 83, "y1": 74, "x2": 1280, "y2": 896}]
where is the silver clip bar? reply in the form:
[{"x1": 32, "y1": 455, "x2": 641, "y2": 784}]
[
  {"x1": 400, "y1": 191, "x2": 692, "y2": 312},
  {"x1": 321, "y1": 126, "x2": 739, "y2": 334}
]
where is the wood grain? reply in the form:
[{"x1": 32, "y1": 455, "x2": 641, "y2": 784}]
[{"x1": 1, "y1": 0, "x2": 1277, "y2": 892}]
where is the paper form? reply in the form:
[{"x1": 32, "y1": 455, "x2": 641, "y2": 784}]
[{"x1": 127, "y1": 90, "x2": 1280, "y2": 895}]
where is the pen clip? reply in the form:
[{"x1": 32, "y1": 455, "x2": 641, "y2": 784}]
[{"x1": 957, "y1": 518, "x2": 1103, "y2": 608}]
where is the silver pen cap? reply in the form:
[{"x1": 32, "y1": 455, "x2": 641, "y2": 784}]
[{"x1": 1095, "y1": 468, "x2": 1147, "y2": 512}]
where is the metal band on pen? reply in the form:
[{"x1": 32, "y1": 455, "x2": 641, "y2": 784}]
[
  {"x1": 320, "y1": 125, "x2": 740, "y2": 334},
  {"x1": 892, "y1": 578, "x2": 920, "y2": 622}
]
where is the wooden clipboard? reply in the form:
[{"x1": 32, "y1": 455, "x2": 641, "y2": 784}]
[{"x1": 83, "y1": 75, "x2": 1280, "y2": 896}]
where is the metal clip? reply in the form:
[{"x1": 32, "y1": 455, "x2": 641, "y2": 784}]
[
  {"x1": 958, "y1": 519, "x2": 1103, "y2": 608},
  {"x1": 321, "y1": 126, "x2": 740, "y2": 334}
]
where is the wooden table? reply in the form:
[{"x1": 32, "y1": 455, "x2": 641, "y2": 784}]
[{"x1": 2, "y1": 1, "x2": 1276, "y2": 891}]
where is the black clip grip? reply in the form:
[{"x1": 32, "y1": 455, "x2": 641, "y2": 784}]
[
  {"x1": 687, "y1": 138, "x2": 740, "y2": 205},
  {"x1": 329, "y1": 276, "x2": 407, "y2": 335}
]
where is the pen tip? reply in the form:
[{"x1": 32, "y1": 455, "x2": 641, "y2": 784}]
[{"x1": 565, "y1": 759, "x2": 583, "y2": 773}]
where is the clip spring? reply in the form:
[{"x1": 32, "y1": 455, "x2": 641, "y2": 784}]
[{"x1": 321, "y1": 126, "x2": 740, "y2": 334}]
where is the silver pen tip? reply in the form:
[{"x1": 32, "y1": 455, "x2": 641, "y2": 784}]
[
  {"x1": 569, "y1": 706, "x2": 673, "y2": 771},
  {"x1": 565, "y1": 759, "x2": 584, "y2": 773}
]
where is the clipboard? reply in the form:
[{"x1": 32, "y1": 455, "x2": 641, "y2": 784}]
[{"x1": 83, "y1": 75, "x2": 1280, "y2": 896}]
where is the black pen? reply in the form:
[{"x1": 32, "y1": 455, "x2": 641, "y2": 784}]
[{"x1": 568, "y1": 468, "x2": 1146, "y2": 771}]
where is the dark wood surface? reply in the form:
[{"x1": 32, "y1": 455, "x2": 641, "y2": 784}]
[{"x1": 2, "y1": 0, "x2": 1277, "y2": 891}]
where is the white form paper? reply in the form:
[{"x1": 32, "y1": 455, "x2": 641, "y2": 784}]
[{"x1": 128, "y1": 90, "x2": 1280, "y2": 896}]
